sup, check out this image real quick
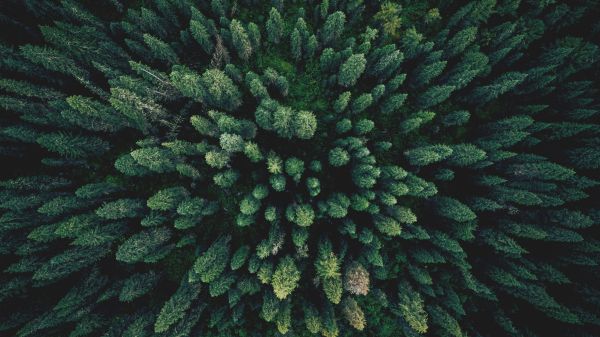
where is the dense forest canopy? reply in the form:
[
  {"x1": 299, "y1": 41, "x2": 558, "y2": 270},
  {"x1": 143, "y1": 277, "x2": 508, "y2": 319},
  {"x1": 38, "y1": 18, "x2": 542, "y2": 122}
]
[{"x1": 0, "y1": 0, "x2": 599, "y2": 336}]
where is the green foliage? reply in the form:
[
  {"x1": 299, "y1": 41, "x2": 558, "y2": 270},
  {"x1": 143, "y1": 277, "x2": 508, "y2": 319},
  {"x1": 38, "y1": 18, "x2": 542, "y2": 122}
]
[
  {"x1": 405, "y1": 144, "x2": 453, "y2": 166},
  {"x1": 154, "y1": 281, "x2": 202, "y2": 333},
  {"x1": 119, "y1": 271, "x2": 159, "y2": 302},
  {"x1": 342, "y1": 297, "x2": 366, "y2": 331},
  {"x1": 171, "y1": 67, "x2": 242, "y2": 111},
  {"x1": 329, "y1": 147, "x2": 350, "y2": 167},
  {"x1": 395, "y1": 285, "x2": 429, "y2": 333},
  {"x1": 374, "y1": 2, "x2": 402, "y2": 38},
  {"x1": 96, "y1": 198, "x2": 144, "y2": 220},
  {"x1": 37, "y1": 132, "x2": 109, "y2": 158},
  {"x1": 444, "y1": 26, "x2": 478, "y2": 58},
  {"x1": 435, "y1": 197, "x2": 477, "y2": 222},
  {"x1": 447, "y1": 143, "x2": 487, "y2": 167},
  {"x1": 286, "y1": 203, "x2": 315, "y2": 227},
  {"x1": 116, "y1": 228, "x2": 172, "y2": 263},
  {"x1": 322, "y1": 12, "x2": 346, "y2": 46},
  {"x1": 219, "y1": 133, "x2": 244, "y2": 153},
  {"x1": 1, "y1": 2, "x2": 599, "y2": 337},
  {"x1": 418, "y1": 85, "x2": 456, "y2": 108},
  {"x1": 266, "y1": 7, "x2": 283, "y2": 44},
  {"x1": 338, "y1": 54, "x2": 366, "y2": 87},
  {"x1": 315, "y1": 243, "x2": 341, "y2": 279},
  {"x1": 130, "y1": 147, "x2": 175, "y2": 173},
  {"x1": 294, "y1": 110, "x2": 318, "y2": 139},
  {"x1": 271, "y1": 256, "x2": 301, "y2": 299},
  {"x1": 191, "y1": 236, "x2": 230, "y2": 283},
  {"x1": 143, "y1": 33, "x2": 179, "y2": 64},
  {"x1": 230, "y1": 19, "x2": 252, "y2": 61},
  {"x1": 147, "y1": 186, "x2": 188, "y2": 211}
]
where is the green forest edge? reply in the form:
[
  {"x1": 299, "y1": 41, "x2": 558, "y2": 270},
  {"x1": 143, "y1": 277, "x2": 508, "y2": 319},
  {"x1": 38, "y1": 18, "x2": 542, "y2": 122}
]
[{"x1": 0, "y1": 0, "x2": 599, "y2": 337}]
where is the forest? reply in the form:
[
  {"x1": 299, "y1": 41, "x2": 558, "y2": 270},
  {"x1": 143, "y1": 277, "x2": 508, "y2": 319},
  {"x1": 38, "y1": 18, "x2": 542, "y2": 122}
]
[{"x1": 0, "y1": 0, "x2": 599, "y2": 336}]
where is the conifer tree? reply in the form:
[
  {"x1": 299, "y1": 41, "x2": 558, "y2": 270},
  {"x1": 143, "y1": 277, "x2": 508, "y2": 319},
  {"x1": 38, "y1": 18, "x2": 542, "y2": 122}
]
[
  {"x1": 338, "y1": 54, "x2": 366, "y2": 87},
  {"x1": 271, "y1": 256, "x2": 300, "y2": 299},
  {"x1": 230, "y1": 19, "x2": 252, "y2": 61},
  {"x1": 322, "y1": 11, "x2": 346, "y2": 46},
  {"x1": 266, "y1": 7, "x2": 283, "y2": 44}
]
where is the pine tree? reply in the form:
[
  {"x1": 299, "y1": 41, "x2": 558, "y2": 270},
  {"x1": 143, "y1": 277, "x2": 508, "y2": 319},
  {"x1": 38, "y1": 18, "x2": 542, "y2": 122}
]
[
  {"x1": 468, "y1": 72, "x2": 528, "y2": 105},
  {"x1": 154, "y1": 280, "x2": 202, "y2": 333},
  {"x1": 338, "y1": 54, "x2": 366, "y2": 87},
  {"x1": 329, "y1": 147, "x2": 350, "y2": 167},
  {"x1": 323, "y1": 276, "x2": 343, "y2": 304},
  {"x1": 380, "y1": 93, "x2": 407, "y2": 114},
  {"x1": 205, "y1": 150, "x2": 230, "y2": 169},
  {"x1": 395, "y1": 284, "x2": 429, "y2": 333},
  {"x1": 293, "y1": 110, "x2": 318, "y2": 139},
  {"x1": 418, "y1": 85, "x2": 456, "y2": 109},
  {"x1": 116, "y1": 228, "x2": 172, "y2": 263},
  {"x1": 334, "y1": 91, "x2": 351, "y2": 113},
  {"x1": 96, "y1": 198, "x2": 145, "y2": 220},
  {"x1": 342, "y1": 297, "x2": 366, "y2": 330},
  {"x1": 130, "y1": 147, "x2": 175, "y2": 173},
  {"x1": 190, "y1": 19, "x2": 214, "y2": 54},
  {"x1": 434, "y1": 196, "x2": 477, "y2": 222},
  {"x1": 291, "y1": 28, "x2": 302, "y2": 61},
  {"x1": 405, "y1": 144, "x2": 453, "y2": 166},
  {"x1": 271, "y1": 256, "x2": 300, "y2": 299},
  {"x1": 37, "y1": 132, "x2": 109, "y2": 158},
  {"x1": 191, "y1": 236, "x2": 230, "y2": 283},
  {"x1": 143, "y1": 34, "x2": 179, "y2": 64},
  {"x1": 447, "y1": 143, "x2": 487, "y2": 167},
  {"x1": 322, "y1": 11, "x2": 346, "y2": 46},
  {"x1": 373, "y1": 2, "x2": 402, "y2": 38},
  {"x1": 230, "y1": 19, "x2": 252, "y2": 61},
  {"x1": 119, "y1": 271, "x2": 159, "y2": 302},
  {"x1": 266, "y1": 7, "x2": 283, "y2": 44},
  {"x1": 219, "y1": 133, "x2": 245, "y2": 153},
  {"x1": 147, "y1": 187, "x2": 188, "y2": 211},
  {"x1": 65, "y1": 95, "x2": 128, "y2": 132},
  {"x1": 200, "y1": 69, "x2": 243, "y2": 111},
  {"x1": 443, "y1": 26, "x2": 478, "y2": 58},
  {"x1": 412, "y1": 60, "x2": 447, "y2": 87}
]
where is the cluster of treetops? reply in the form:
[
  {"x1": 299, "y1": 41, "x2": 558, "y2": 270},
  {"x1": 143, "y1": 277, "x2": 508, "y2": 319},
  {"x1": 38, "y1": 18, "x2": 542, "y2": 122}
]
[{"x1": 0, "y1": 0, "x2": 599, "y2": 336}]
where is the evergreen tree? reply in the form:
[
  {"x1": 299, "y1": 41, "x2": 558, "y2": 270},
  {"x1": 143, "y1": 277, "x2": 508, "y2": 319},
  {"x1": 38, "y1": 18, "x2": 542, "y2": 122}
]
[
  {"x1": 271, "y1": 256, "x2": 300, "y2": 299},
  {"x1": 329, "y1": 147, "x2": 350, "y2": 167},
  {"x1": 37, "y1": 132, "x2": 109, "y2": 158},
  {"x1": 266, "y1": 7, "x2": 283, "y2": 44},
  {"x1": 116, "y1": 228, "x2": 172, "y2": 263},
  {"x1": 468, "y1": 72, "x2": 528, "y2": 104},
  {"x1": 338, "y1": 54, "x2": 366, "y2": 87},
  {"x1": 190, "y1": 19, "x2": 214, "y2": 54},
  {"x1": 405, "y1": 144, "x2": 453, "y2": 166},
  {"x1": 322, "y1": 11, "x2": 346, "y2": 45},
  {"x1": 443, "y1": 26, "x2": 478, "y2": 58},
  {"x1": 191, "y1": 236, "x2": 230, "y2": 283},
  {"x1": 342, "y1": 297, "x2": 366, "y2": 330},
  {"x1": 147, "y1": 187, "x2": 188, "y2": 211},
  {"x1": 230, "y1": 19, "x2": 252, "y2": 61},
  {"x1": 418, "y1": 85, "x2": 456, "y2": 109},
  {"x1": 143, "y1": 33, "x2": 179, "y2": 64}
]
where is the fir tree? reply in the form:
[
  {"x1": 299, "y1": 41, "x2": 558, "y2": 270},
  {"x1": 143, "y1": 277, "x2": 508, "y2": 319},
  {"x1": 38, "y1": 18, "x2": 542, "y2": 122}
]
[
  {"x1": 271, "y1": 256, "x2": 300, "y2": 299},
  {"x1": 266, "y1": 7, "x2": 283, "y2": 44},
  {"x1": 230, "y1": 19, "x2": 252, "y2": 61},
  {"x1": 338, "y1": 54, "x2": 366, "y2": 87}
]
